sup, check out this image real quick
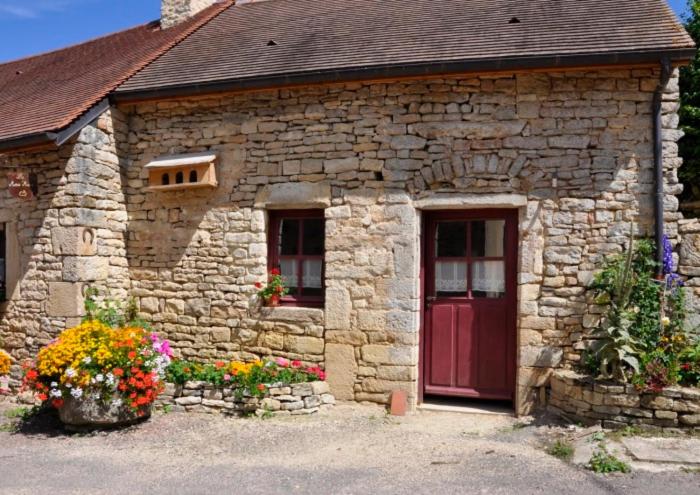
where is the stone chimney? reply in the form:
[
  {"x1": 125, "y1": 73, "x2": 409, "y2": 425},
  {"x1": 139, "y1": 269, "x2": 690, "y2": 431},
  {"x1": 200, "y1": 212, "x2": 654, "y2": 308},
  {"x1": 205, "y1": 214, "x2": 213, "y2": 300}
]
[{"x1": 161, "y1": 0, "x2": 218, "y2": 28}]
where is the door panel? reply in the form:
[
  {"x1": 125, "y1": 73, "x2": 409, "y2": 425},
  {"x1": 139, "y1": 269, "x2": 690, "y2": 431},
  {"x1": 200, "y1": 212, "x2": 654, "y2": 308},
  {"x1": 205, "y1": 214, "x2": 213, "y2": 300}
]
[{"x1": 423, "y1": 210, "x2": 517, "y2": 401}]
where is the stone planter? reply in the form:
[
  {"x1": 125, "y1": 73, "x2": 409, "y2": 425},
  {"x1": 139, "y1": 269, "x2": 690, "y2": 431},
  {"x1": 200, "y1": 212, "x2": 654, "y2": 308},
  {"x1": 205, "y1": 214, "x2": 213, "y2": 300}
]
[
  {"x1": 549, "y1": 370, "x2": 700, "y2": 430},
  {"x1": 58, "y1": 395, "x2": 151, "y2": 430},
  {"x1": 157, "y1": 380, "x2": 335, "y2": 417}
]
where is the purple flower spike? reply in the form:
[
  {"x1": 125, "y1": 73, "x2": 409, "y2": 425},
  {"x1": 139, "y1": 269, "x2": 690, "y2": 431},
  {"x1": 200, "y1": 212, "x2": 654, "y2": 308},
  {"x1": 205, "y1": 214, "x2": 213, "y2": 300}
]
[{"x1": 662, "y1": 235, "x2": 674, "y2": 275}]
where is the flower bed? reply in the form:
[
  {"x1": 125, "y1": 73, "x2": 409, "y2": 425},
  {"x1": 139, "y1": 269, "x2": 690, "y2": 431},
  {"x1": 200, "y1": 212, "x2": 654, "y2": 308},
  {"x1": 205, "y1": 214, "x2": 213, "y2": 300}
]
[
  {"x1": 0, "y1": 349, "x2": 11, "y2": 394},
  {"x1": 161, "y1": 357, "x2": 334, "y2": 416},
  {"x1": 157, "y1": 380, "x2": 335, "y2": 417},
  {"x1": 549, "y1": 370, "x2": 700, "y2": 429}
]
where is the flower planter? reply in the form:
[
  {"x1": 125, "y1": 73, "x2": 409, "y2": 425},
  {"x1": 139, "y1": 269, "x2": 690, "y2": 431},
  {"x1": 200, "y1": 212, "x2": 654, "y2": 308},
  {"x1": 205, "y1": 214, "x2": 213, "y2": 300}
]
[
  {"x1": 264, "y1": 296, "x2": 280, "y2": 307},
  {"x1": 58, "y1": 394, "x2": 151, "y2": 430},
  {"x1": 157, "y1": 380, "x2": 335, "y2": 417}
]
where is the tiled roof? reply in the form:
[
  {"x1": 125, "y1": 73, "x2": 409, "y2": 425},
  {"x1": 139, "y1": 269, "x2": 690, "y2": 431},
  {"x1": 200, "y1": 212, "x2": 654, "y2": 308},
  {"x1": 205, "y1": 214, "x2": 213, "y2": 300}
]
[
  {"x1": 0, "y1": 1, "x2": 232, "y2": 149},
  {"x1": 116, "y1": 0, "x2": 696, "y2": 99}
]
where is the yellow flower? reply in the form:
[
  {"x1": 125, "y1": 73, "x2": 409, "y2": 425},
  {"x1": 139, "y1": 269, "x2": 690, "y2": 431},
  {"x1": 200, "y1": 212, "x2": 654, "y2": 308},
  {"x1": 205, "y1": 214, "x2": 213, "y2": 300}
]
[
  {"x1": 661, "y1": 317, "x2": 671, "y2": 327},
  {"x1": 0, "y1": 350, "x2": 11, "y2": 376}
]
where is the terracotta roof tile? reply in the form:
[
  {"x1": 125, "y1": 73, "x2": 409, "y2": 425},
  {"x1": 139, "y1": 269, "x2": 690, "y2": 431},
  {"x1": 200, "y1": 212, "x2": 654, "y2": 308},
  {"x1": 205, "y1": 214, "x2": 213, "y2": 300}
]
[
  {"x1": 0, "y1": 1, "x2": 232, "y2": 147},
  {"x1": 117, "y1": 0, "x2": 696, "y2": 98}
]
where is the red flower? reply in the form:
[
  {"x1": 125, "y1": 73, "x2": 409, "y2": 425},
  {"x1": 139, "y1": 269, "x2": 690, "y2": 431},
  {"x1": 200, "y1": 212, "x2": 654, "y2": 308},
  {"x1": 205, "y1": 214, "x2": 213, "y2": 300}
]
[
  {"x1": 113, "y1": 368, "x2": 124, "y2": 377},
  {"x1": 291, "y1": 360, "x2": 302, "y2": 368},
  {"x1": 215, "y1": 361, "x2": 225, "y2": 369},
  {"x1": 25, "y1": 369, "x2": 38, "y2": 381},
  {"x1": 255, "y1": 282, "x2": 263, "y2": 289},
  {"x1": 317, "y1": 371, "x2": 326, "y2": 381},
  {"x1": 256, "y1": 383, "x2": 266, "y2": 392},
  {"x1": 37, "y1": 393, "x2": 48, "y2": 402},
  {"x1": 270, "y1": 268, "x2": 281, "y2": 276},
  {"x1": 51, "y1": 399, "x2": 64, "y2": 409},
  {"x1": 128, "y1": 351, "x2": 137, "y2": 360},
  {"x1": 275, "y1": 285, "x2": 283, "y2": 294}
]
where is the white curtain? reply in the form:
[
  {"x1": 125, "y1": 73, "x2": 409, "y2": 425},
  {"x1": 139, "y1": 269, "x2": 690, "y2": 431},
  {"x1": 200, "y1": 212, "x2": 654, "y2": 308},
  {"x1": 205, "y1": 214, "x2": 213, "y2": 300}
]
[
  {"x1": 302, "y1": 260, "x2": 323, "y2": 288},
  {"x1": 472, "y1": 261, "x2": 505, "y2": 295},
  {"x1": 280, "y1": 259, "x2": 297, "y2": 288},
  {"x1": 435, "y1": 261, "x2": 467, "y2": 293}
]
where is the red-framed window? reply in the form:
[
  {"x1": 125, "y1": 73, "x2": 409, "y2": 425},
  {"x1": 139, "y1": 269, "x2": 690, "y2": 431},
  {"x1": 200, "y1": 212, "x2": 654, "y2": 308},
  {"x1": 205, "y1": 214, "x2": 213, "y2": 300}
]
[{"x1": 268, "y1": 210, "x2": 325, "y2": 307}]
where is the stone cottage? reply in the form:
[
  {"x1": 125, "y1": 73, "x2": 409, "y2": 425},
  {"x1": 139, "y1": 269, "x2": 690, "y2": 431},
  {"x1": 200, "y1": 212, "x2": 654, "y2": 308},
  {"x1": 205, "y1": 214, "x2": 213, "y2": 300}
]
[{"x1": 0, "y1": 0, "x2": 699, "y2": 414}]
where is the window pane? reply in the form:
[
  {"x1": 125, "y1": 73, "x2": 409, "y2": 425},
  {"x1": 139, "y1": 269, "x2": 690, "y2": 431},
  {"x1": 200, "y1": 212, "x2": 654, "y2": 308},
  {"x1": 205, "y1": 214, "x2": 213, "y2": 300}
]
[
  {"x1": 279, "y1": 219, "x2": 299, "y2": 255},
  {"x1": 302, "y1": 218, "x2": 324, "y2": 255},
  {"x1": 471, "y1": 220, "x2": 505, "y2": 257},
  {"x1": 302, "y1": 259, "x2": 323, "y2": 297},
  {"x1": 472, "y1": 260, "x2": 505, "y2": 298},
  {"x1": 436, "y1": 221, "x2": 467, "y2": 257},
  {"x1": 279, "y1": 259, "x2": 298, "y2": 296},
  {"x1": 435, "y1": 261, "x2": 467, "y2": 297}
]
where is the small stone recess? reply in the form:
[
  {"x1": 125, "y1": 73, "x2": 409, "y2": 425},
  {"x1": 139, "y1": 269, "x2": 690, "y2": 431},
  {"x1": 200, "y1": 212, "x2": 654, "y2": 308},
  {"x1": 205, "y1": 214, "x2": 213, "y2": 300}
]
[
  {"x1": 549, "y1": 370, "x2": 700, "y2": 429},
  {"x1": 157, "y1": 381, "x2": 335, "y2": 417}
]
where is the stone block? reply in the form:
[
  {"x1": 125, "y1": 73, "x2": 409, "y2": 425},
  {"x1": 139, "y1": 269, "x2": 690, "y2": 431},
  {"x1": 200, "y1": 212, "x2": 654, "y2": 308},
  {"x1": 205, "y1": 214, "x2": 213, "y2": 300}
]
[
  {"x1": 285, "y1": 335, "x2": 324, "y2": 355},
  {"x1": 254, "y1": 181, "x2": 331, "y2": 209},
  {"x1": 52, "y1": 227, "x2": 97, "y2": 256},
  {"x1": 325, "y1": 287, "x2": 351, "y2": 330},
  {"x1": 519, "y1": 346, "x2": 563, "y2": 367},
  {"x1": 325, "y1": 343, "x2": 357, "y2": 400},
  {"x1": 47, "y1": 282, "x2": 85, "y2": 318},
  {"x1": 63, "y1": 256, "x2": 110, "y2": 282}
]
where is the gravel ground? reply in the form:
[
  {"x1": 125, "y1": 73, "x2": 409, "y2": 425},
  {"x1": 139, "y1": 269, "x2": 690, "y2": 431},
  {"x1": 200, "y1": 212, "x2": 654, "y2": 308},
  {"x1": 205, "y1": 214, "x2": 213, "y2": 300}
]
[{"x1": 0, "y1": 400, "x2": 699, "y2": 495}]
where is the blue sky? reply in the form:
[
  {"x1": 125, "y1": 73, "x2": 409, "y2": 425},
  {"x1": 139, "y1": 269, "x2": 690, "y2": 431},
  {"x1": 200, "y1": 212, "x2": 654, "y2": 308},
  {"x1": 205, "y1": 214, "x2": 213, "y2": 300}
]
[{"x1": 0, "y1": 0, "x2": 693, "y2": 63}]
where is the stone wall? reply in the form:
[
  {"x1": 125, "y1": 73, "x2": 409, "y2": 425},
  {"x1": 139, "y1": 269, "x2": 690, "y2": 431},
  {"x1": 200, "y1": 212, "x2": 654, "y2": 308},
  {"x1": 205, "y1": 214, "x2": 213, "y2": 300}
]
[
  {"x1": 0, "y1": 67, "x2": 688, "y2": 414},
  {"x1": 0, "y1": 109, "x2": 130, "y2": 381},
  {"x1": 119, "y1": 68, "x2": 684, "y2": 413},
  {"x1": 549, "y1": 370, "x2": 700, "y2": 429},
  {"x1": 157, "y1": 380, "x2": 335, "y2": 416},
  {"x1": 160, "y1": 0, "x2": 216, "y2": 28}
]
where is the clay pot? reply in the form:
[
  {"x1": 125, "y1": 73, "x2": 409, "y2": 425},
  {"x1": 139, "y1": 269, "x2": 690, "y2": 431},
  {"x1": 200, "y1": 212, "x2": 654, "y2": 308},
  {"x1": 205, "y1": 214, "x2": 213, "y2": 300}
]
[{"x1": 265, "y1": 295, "x2": 280, "y2": 307}]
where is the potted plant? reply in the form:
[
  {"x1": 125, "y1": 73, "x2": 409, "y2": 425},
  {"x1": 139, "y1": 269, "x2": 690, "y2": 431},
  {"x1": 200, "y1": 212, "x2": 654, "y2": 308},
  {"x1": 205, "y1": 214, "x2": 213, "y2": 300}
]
[
  {"x1": 255, "y1": 268, "x2": 289, "y2": 307},
  {"x1": 23, "y1": 321, "x2": 173, "y2": 429},
  {"x1": 0, "y1": 349, "x2": 11, "y2": 394}
]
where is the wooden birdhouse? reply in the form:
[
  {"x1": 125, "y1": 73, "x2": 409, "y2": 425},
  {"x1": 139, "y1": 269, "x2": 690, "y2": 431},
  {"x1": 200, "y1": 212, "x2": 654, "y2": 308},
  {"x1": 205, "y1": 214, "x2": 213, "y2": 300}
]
[{"x1": 145, "y1": 152, "x2": 218, "y2": 192}]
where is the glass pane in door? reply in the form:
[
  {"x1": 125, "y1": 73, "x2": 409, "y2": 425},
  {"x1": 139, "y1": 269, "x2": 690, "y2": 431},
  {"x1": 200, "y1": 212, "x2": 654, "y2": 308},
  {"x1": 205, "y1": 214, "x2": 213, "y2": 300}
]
[
  {"x1": 471, "y1": 220, "x2": 505, "y2": 257},
  {"x1": 436, "y1": 222, "x2": 467, "y2": 257},
  {"x1": 435, "y1": 261, "x2": 467, "y2": 297},
  {"x1": 471, "y1": 260, "x2": 505, "y2": 298}
]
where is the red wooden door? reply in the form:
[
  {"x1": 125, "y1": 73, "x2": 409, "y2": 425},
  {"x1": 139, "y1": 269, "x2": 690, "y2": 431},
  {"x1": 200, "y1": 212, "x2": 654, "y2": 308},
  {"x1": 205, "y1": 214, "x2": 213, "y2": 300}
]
[{"x1": 423, "y1": 210, "x2": 517, "y2": 401}]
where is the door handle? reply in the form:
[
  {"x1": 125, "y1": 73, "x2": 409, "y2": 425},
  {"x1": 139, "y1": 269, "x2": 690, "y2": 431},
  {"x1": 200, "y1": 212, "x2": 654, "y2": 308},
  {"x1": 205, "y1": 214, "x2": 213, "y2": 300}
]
[{"x1": 425, "y1": 296, "x2": 436, "y2": 308}]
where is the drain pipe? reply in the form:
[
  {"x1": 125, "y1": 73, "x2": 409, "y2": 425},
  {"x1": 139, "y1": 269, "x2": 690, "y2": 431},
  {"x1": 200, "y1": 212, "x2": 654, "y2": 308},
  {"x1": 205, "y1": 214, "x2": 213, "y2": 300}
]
[{"x1": 653, "y1": 57, "x2": 672, "y2": 276}]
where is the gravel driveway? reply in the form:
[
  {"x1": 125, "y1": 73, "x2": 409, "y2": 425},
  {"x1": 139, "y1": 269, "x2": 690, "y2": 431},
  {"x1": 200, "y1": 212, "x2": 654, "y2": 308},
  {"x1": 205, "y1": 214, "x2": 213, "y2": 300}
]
[{"x1": 0, "y1": 401, "x2": 699, "y2": 494}]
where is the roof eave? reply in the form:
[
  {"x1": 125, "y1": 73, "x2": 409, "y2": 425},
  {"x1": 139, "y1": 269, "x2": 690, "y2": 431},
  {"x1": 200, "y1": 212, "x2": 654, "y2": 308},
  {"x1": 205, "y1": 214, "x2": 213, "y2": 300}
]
[
  {"x1": 113, "y1": 47, "x2": 698, "y2": 103},
  {"x1": 0, "y1": 132, "x2": 57, "y2": 154}
]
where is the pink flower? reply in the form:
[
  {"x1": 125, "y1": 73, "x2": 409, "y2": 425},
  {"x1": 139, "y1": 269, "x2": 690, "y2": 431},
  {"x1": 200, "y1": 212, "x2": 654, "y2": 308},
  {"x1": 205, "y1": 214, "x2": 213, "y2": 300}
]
[
  {"x1": 291, "y1": 360, "x2": 302, "y2": 368},
  {"x1": 317, "y1": 371, "x2": 326, "y2": 381},
  {"x1": 224, "y1": 374, "x2": 231, "y2": 381},
  {"x1": 275, "y1": 357, "x2": 289, "y2": 367}
]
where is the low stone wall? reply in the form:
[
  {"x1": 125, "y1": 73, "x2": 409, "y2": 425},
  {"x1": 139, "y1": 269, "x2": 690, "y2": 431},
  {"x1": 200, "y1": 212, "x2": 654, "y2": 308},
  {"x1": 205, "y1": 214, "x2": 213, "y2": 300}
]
[
  {"x1": 549, "y1": 370, "x2": 700, "y2": 429},
  {"x1": 157, "y1": 380, "x2": 335, "y2": 417}
]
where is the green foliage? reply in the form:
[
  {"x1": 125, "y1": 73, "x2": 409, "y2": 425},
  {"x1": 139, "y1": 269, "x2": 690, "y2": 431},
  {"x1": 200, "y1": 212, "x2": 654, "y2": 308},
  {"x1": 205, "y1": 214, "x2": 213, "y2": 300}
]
[
  {"x1": 82, "y1": 288, "x2": 146, "y2": 329},
  {"x1": 680, "y1": 0, "x2": 700, "y2": 207},
  {"x1": 679, "y1": 341, "x2": 700, "y2": 386},
  {"x1": 588, "y1": 447, "x2": 631, "y2": 474},
  {"x1": 547, "y1": 439, "x2": 574, "y2": 461},
  {"x1": 165, "y1": 359, "x2": 324, "y2": 398},
  {"x1": 587, "y1": 236, "x2": 692, "y2": 387}
]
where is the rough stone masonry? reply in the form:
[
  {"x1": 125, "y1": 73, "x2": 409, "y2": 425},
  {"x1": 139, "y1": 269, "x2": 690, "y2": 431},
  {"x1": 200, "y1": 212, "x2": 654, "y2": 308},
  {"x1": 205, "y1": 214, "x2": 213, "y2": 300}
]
[{"x1": 1, "y1": 68, "x2": 699, "y2": 415}]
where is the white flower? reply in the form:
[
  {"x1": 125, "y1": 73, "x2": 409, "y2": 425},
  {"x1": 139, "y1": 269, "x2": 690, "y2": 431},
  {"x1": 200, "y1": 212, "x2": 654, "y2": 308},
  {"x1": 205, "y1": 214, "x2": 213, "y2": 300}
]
[
  {"x1": 65, "y1": 383, "x2": 72, "y2": 389},
  {"x1": 112, "y1": 398, "x2": 123, "y2": 407},
  {"x1": 50, "y1": 381, "x2": 58, "y2": 388},
  {"x1": 65, "y1": 368, "x2": 76, "y2": 378},
  {"x1": 661, "y1": 316, "x2": 671, "y2": 327},
  {"x1": 50, "y1": 389, "x2": 62, "y2": 398},
  {"x1": 82, "y1": 356, "x2": 92, "y2": 364},
  {"x1": 70, "y1": 387, "x2": 83, "y2": 399},
  {"x1": 95, "y1": 374, "x2": 104, "y2": 383}
]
